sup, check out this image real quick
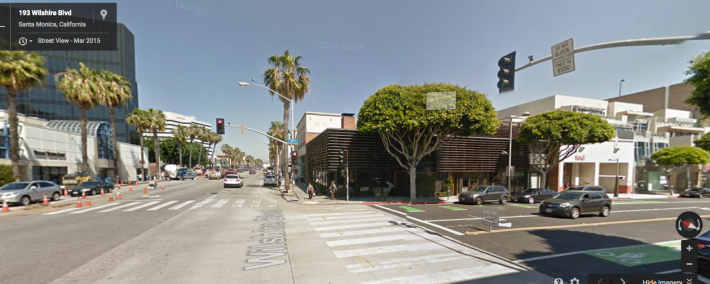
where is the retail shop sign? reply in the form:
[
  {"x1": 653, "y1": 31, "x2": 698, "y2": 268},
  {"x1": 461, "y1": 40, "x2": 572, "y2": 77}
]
[{"x1": 574, "y1": 155, "x2": 586, "y2": 161}]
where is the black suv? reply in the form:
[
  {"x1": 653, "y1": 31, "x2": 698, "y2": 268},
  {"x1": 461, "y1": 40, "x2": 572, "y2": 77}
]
[
  {"x1": 458, "y1": 185, "x2": 509, "y2": 205},
  {"x1": 539, "y1": 190, "x2": 612, "y2": 219}
]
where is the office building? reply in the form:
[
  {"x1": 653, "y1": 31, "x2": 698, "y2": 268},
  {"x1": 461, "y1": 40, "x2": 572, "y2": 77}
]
[{"x1": 143, "y1": 111, "x2": 213, "y2": 157}]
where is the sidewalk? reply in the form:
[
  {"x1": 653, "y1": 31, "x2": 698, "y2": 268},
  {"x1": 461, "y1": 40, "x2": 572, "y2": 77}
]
[{"x1": 292, "y1": 183, "x2": 452, "y2": 205}]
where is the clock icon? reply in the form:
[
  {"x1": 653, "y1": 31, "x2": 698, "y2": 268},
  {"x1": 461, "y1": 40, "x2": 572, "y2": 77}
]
[{"x1": 19, "y1": 37, "x2": 28, "y2": 46}]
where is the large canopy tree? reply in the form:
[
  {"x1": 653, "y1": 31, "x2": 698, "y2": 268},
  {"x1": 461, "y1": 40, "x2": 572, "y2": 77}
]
[
  {"x1": 685, "y1": 51, "x2": 710, "y2": 117},
  {"x1": 0, "y1": 51, "x2": 47, "y2": 181},
  {"x1": 517, "y1": 110, "x2": 616, "y2": 189},
  {"x1": 263, "y1": 50, "x2": 311, "y2": 190},
  {"x1": 126, "y1": 108, "x2": 150, "y2": 180},
  {"x1": 358, "y1": 83, "x2": 499, "y2": 200},
  {"x1": 651, "y1": 146, "x2": 710, "y2": 195},
  {"x1": 95, "y1": 70, "x2": 133, "y2": 180}
]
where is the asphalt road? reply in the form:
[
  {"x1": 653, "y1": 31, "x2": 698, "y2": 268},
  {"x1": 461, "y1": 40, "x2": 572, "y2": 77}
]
[{"x1": 373, "y1": 198, "x2": 710, "y2": 283}]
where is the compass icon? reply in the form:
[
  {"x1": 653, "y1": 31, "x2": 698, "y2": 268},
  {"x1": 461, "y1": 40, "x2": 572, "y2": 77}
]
[{"x1": 676, "y1": 211, "x2": 703, "y2": 238}]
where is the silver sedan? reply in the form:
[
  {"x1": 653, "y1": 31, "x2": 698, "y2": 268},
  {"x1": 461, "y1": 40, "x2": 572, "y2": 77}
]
[{"x1": 0, "y1": 181, "x2": 62, "y2": 206}]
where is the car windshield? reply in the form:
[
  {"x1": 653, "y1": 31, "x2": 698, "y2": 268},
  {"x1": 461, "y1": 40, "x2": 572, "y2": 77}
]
[
  {"x1": 565, "y1": 187, "x2": 585, "y2": 191},
  {"x1": 265, "y1": 175, "x2": 275, "y2": 179},
  {"x1": 1, "y1": 182, "x2": 29, "y2": 190},
  {"x1": 226, "y1": 175, "x2": 239, "y2": 179},
  {"x1": 522, "y1": 189, "x2": 539, "y2": 194},
  {"x1": 78, "y1": 182, "x2": 98, "y2": 187},
  {"x1": 553, "y1": 193, "x2": 583, "y2": 200}
]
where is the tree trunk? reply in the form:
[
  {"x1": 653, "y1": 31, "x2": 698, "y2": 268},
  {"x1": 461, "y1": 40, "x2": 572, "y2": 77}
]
[
  {"x1": 139, "y1": 134, "x2": 145, "y2": 181},
  {"x1": 153, "y1": 130, "x2": 160, "y2": 181},
  {"x1": 7, "y1": 91, "x2": 21, "y2": 181},
  {"x1": 666, "y1": 171, "x2": 674, "y2": 196},
  {"x1": 80, "y1": 106, "x2": 89, "y2": 174},
  {"x1": 110, "y1": 108, "x2": 119, "y2": 181},
  {"x1": 178, "y1": 143, "x2": 183, "y2": 167},
  {"x1": 211, "y1": 142, "x2": 218, "y2": 167},
  {"x1": 198, "y1": 141, "x2": 204, "y2": 168},
  {"x1": 409, "y1": 166, "x2": 416, "y2": 201},
  {"x1": 188, "y1": 138, "x2": 194, "y2": 169},
  {"x1": 282, "y1": 102, "x2": 290, "y2": 191}
]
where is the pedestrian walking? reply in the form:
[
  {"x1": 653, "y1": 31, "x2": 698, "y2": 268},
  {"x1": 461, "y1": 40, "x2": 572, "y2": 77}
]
[
  {"x1": 307, "y1": 183, "x2": 315, "y2": 199},
  {"x1": 329, "y1": 181, "x2": 337, "y2": 200}
]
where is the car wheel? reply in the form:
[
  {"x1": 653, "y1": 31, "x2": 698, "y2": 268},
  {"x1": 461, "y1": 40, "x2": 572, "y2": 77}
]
[
  {"x1": 569, "y1": 208, "x2": 580, "y2": 219},
  {"x1": 475, "y1": 197, "x2": 484, "y2": 206},
  {"x1": 51, "y1": 192, "x2": 61, "y2": 201},
  {"x1": 528, "y1": 197, "x2": 535, "y2": 204},
  {"x1": 539, "y1": 208, "x2": 546, "y2": 215},
  {"x1": 90, "y1": 189, "x2": 97, "y2": 196},
  {"x1": 500, "y1": 197, "x2": 508, "y2": 205},
  {"x1": 600, "y1": 206, "x2": 610, "y2": 217},
  {"x1": 20, "y1": 195, "x2": 31, "y2": 206}
]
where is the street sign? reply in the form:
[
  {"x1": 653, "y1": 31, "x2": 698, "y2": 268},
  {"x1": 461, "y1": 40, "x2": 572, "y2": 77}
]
[
  {"x1": 238, "y1": 124, "x2": 247, "y2": 135},
  {"x1": 482, "y1": 208, "x2": 499, "y2": 227},
  {"x1": 552, "y1": 38, "x2": 575, "y2": 77},
  {"x1": 287, "y1": 139, "x2": 299, "y2": 144}
]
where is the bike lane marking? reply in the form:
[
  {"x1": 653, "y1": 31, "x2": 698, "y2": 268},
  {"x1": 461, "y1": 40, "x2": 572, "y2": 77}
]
[
  {"x1": 439, "y1": 206, "x2": 467, "y2": 211},
  {"x1": 585, "y1": 241, "x2": 680, "y2": 267},
  {"x1": 399, "y1": 206, "x2": 424, "y2": 212}
]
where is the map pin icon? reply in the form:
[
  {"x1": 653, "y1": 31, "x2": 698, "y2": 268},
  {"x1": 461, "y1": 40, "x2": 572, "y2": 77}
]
[{"x1": 100, "y1": 9, "x2": 107, "y2": 20}]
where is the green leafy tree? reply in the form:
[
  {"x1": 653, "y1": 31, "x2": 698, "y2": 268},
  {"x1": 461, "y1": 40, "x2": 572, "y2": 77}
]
[
  {"x1": 126, "y1": 109, "x2": 150, "y2": 180},
  {"x1": 0, "y1": 51, "x2": 47, "y2": 181},
  {"x1": 187, "y1": 124, "x2": 201, "y2": 168},
  {"x1": 685, "y1": 51, "x2": 710, "y2": 117},
  {"x1": 651, "y1": 146, "x2": 710, "y2": 195},
  {"x1": 0, "y1": 164, "x2": 14, "y2": 185},
  {"x1": 358, "y1": 83, "x2": 499, "y2": 200},
  {"x1": 518, "y1": 110, "x2": 615, "y2": 189},
  {"x1": 173, "y1": 125, "x2": 188, "y2": 167},
  {"x1": 267, "y1": 121, "x2": 285, "y2": 168},
  {"x1": 145, "y1": 137, "x2": 207, "y2": 166},
  {"x1": 146, "y1": 108, "x2": 166, "y2": 177},
  {"x1": 209, "y1": 132, "x2": 222, "y2": 168},
  {"x1": 263, "y1": 50, "x2": 311, "y2": 191},
  {"x1": 95, "y1": 70, "x2": 133, "y2": 179},
  {"x1": 695, "y1": 132, "x2": 710, "y2": 152}
]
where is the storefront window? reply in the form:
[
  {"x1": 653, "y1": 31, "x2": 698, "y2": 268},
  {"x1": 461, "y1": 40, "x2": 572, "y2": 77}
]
[{"x1": 32, "y1": 166, "x2": 68, "y2": 184}]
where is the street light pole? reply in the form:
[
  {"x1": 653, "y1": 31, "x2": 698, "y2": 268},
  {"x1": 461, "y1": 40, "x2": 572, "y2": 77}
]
[
  {"x1": 618, "y1": 79, "x2": 625, "y2": 97},
  {"x1": 507, "y1": 116, "x2": 514, "y2": 192}
]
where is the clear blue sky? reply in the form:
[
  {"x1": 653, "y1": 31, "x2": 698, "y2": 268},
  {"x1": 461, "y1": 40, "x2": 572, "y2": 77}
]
[{"x1": 30, "y1": 0, "x2": 710, "y2": 161}]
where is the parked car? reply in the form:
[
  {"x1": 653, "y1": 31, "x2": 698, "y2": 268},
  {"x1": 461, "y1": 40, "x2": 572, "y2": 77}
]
[
  {"x1": 264, "y1": 174, "x2": 278, "y2": 187},
  {"x1": 692, "y1": 230, "x2": 710, "y2": 277},
  {"x1": 563, "y1": 185, "x2": 606, "y2": 191},
  {"x1": 512, "y1": 188, "x2": 557, "y2": 204},
  {"x1": 679, "y1": 187, "x2": 710, "y2": 198},
  {"x1": 0, "y1": 181, "x2": 62, "y2": 206},
  {"x1": 539, "y1": 190, "x2": 611, "y2": 219},
  {"x1": 178, "y1": 169, "x2": 198, "y2": 180},
  {"x1": 224, "y1": 174, "x2": 244, "y2": 188},
  {"x1": 458, "y1": 185, "x2": 509, "y2": 205},
  {"x1": 70, "y1": 181, "x2": 113, "y2": 197}
]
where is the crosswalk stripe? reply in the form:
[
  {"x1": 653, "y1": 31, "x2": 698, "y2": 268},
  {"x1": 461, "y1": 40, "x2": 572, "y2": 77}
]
[
  {"x1": 326, "y1": 234, "x2": 421, "y2": 246},
  {"x1": 148, "y1": 200, "x2": 179, "y2": 211},
  {"x1": 303, "y1": 212, "x2": 371, "y2": 218},
  {"x1": 212, "y1": 199, "x2": 229, "y2": 208},
  {"x1": 70, "y1": 203, "x2": 120, "y2": 214},
  {"x1": 307, "y1": 214, "x2": 384, "y2": 221},
  {"x1": 346, "y1": 253, "x2": 468, "y2": 273},
  {"x1": 310, "y1": 217, "x2": 394, "y2": 226},
  {"x1": 251, "y1": 199, "x2": 261, "y2": 207},
  {"x1": 319, "y1": 227, "x2": 406, "y2": 238},
  {"x1": 269, "y1": 199, "x2": 277, "y2": 207},
  {"x1": 334, "y1": 243, "x2": 442, "y2": 258},
  {"x1": 190, "y1": 199, "x2": 213, "y2": 209},
  {"x1": 169, "y1": 200, "x2": 194, "y2": 210},
  {"x1": 100, "y1": 202, "x2": 142, "y2": 212},
  {"x1": 43, "y1": 207, "x2": 81, "y2": 215},
  {"x1": 124, "y1": 201, "x2": 161, "y2": 212},
  {"x1": 233, "y1": 199, "x2": 246, "y2": 207},
  {"x1": 360, "y1": 265, "x2": 514, "y2": 284},
  {"x1": 314, "y1": 222, "x2": 394, "y2": 231}
]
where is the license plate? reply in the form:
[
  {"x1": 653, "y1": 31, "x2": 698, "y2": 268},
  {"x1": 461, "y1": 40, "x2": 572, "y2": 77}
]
[{"x1": 544, "y1": 209, "x2": 552, "y2": 213}]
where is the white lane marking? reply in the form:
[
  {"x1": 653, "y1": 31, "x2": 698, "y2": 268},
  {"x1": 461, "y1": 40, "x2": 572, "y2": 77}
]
[
  {"x1": 190, "y1": 199, "x2": 213, "y2": 209},
  {"x1": 100, "y1": 202, "x2": 142, "y2": 212},
  {"x1": 314, "y1": 222, "x2": 394, "y2": 231},
  {"x1": 70, "y1": 203, "x2": 120, "y2": 214},
  {"x1": 310, "y1": 217, "x2": 394, "y2": 227},
  {"x1": 303, "y1": 212, "x2": 370, "y2": 217},
  {"x1": 346, "y1": 253, "x2": 468, "y2": 273},
  {"x1": 233, "y1": 199, "x2": 246, "y2": 207},
  {"x1": 700, "y1": 208, "x2": 710, "y2": 211},
  {"x1": 427, "y1": 206, "x2": 700, "y2": 222},
  {"x1": 326, "y1": 234, "x2": 421, "y2": 247},
  {"x1": 147, "y1": 200, "x2": 179, "y2": 211},
  {"x1": 43, "y1": 207, "x2": 81, "y2": 215},
  {"x1": 514, "y1": 240, "x2": 679, "y2": 263},
  {"x1": 360, "y1": 265, "x2": 515, "y2": 284},
  {"x1": 374, "y1": 205, "x2": 464, "y2": 236},
  {"x1": 169, "y1": 200, "x2": 194, "y2": 210},
  {"x1": 212, "y1": 199, "x2": 229, "y2": 208},
  {"x1": 269, "y1": 199, "x2": 277, "y2": 207},
  {"x1": 334, "y1": 243, "x2": 442, "y2": 258},
  {"x1": 307, "y1": 214, "x2": 384, "y2": 221},
  {"x1": 251, "y1": 199, "x2": 261, "y2": 207},
  {"x1": 320, "y1": 227, "x2": 407, "y2": 238},
  {"x1": 124, "y1": 201, "x2": 161, "y2": 212}
]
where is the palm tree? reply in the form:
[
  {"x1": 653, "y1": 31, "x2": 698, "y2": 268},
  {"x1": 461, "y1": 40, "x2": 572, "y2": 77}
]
[
  {"x1": 196, "y1": 127, "x2": 208, "y2": 168},
  {"x1": 146, "y1": 108, "x2": 166, "y2": 179},
  {"x1": 173, "y1": 125, "x2": 188, "y2": 167},
  {"x1": 187, "y1": 124, "x2": 200, "y2": 169},
  {"x1": 55, "y1": 62, "x2": 101, "y2": 174},
  {"x1": 267, "y1": 121, "x2": 285, "y2": 170},
  {"x1": 220, "y1": 144, "x2": 233, "y2": 167},
  {"x1": 0, "y1": 51, "x2": 48, "y2": 181},
  {"x1": 126, "y1": 109, "x2": 149, "y2": 181},
  {"x1": 209, "y1": 132, "x2": 222, "y2": 168},
  {"x1": 95, "y1": 70, "x2": 133, "y2": 180}
]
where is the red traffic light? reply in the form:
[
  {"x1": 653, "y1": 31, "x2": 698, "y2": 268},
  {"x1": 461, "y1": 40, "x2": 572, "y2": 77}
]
[{"x1": 217, "y1": 119, "x2": 223, "y2": 124}]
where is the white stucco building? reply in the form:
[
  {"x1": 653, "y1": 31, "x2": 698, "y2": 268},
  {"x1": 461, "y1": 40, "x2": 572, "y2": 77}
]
[{"x1": 142, "y1": 111, "x2": 214, "y2": 157}]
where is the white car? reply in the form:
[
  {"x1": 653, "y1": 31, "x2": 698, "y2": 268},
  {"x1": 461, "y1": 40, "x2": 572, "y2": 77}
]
[{"x1": 224, "y1": 174, "x2": 243, "y2": 188}]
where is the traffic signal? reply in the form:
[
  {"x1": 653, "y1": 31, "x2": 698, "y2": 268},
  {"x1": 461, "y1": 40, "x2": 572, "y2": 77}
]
[
  {"x1": 216, "y1": 118, "x2": 224, "y2": 134},
  {"x1": 291, "y1": 151, "x2": 297, "y2": 163},
  {"x1": 497, "y1": 51, "x2": 516, "y2": 93},
  {"x1": 339, "y1": 150, "x2": 344, "y2": 165}
]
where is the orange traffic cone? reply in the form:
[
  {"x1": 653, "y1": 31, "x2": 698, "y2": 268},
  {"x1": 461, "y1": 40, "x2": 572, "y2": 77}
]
[
  {"x1": 143, "y1": 187, "x2": 148, "y2": 194},
  {"x1": 2, "y1": 200, "x2": 9, "y2": 212},
  {"x1": 129, "y1": 186, "x2": 133, "y2": 192},
  {"x1": 42, "y1": 195, "x2": 49, "y2": 206},
  {"x1": 116, "y1": 191, "x2": 122, "y2": 200},
  {"x1": 100, "y1": 188, "x2": 105, "y2": 196},
  {"x1": 76, "y1": 198, "x2": 83, "y2": 208},
  {"x1": 161, "y1": 185, "x2": 165, "y2": 190},
  {"x1": 63, "y1": 188, "x2": 68, "y2": 197},
  {"x1": 82, "y1": 191, "x2": 86, "y2": 199},
  {"x1": 117, "y1": 184, "x2": 121, "y2": 189},
  {"x1": 108, "y1": 193, "x2": 114, "y2": 202},
  {"x1": 85, "y1": 198, "x2": 92, "y2": 206}
]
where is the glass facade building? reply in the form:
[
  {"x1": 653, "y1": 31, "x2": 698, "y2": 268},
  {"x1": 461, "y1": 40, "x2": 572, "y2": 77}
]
[{"x1": 0, "y1": 24, "x2": 138, "y2": 143}]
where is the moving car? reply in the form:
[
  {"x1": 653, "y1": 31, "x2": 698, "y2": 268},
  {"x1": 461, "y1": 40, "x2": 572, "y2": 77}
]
[
  {"x1": 0, "y1": 181, "x2": 62, "y2": 206},
  {"x1": 539, "y1": 190, "x2": 611, "y2": 219},
  {"x1": 70, "y1": 181, "x2": 113, "y2": 197},
  {"x1": 177, "y1": 168, "x2": 198, "y2": 180},
  {"x1": 264, "y1": 174, "x2": 278, "y2": 187},
  {"x1": 249, "y1": 169, "x2": 256, "y2": 175},
  {"x1": 563, "y1": 185, "x2": 606, "y2": 191},
  {"x1": 224, "y1": 174, "x2": 244, "y2": 188},
  {"x1": 679, "y1": 187, "x2": 710, "y2": 198},
  {"x1": 458, "y1": 185, "x2": 509, "y2": 205},
  {"x1": 512, "y1": 188, "x2": 557, "y2": 204},
  {"x1": 693, "y1": 230, "x2": 710, "y2": 276}
]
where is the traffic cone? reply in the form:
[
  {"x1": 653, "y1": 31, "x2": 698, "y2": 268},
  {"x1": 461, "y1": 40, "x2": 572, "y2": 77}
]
[
  {"x1": 63, "y1": 189, "x2": 68, "y2": 197},
  {"x1": 161, "y1": 185, "x2": 165, "y2": 190},
  {"x1": 143, "y1": 187, "x2": 148, "y2": 194},
  {"x1": 82, "y1": 191, "x2": 86, "y2": 199},
  {"x1": 100, "y1": 188, "x2": 105, "y2": 196},
  {"x1": 116, "y1": 191, "x2": 122, "y2": 200},
  {"x1": 129, "y1": 186, "x2": 133, "y2": 192},
  {"x1": 42, "y1": 195, "x2": 49, "y2": 206},
  {"x1": 2, "y1": 200, "x2": 9, "y2": 212},
  {"x1": 76, "y1": 198, "x2": 83, "y2": 208},
  {"x1": 108, "y1": 193, "x2": 114, "y2": 202},
  {"x1": 117, "y1": 184, "x2": 121, "y2": 189},
  {"x1": 85, "y1": 198, "x2": 92, "y2": 206}
]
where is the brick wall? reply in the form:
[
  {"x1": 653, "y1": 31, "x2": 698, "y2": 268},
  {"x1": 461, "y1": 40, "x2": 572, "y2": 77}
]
[{"x1": 342, "y1": 115, "x2": 356, "y2": 130}]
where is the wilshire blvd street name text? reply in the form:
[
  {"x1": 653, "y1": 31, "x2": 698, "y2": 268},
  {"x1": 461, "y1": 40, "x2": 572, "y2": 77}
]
[{"x1": 245, "y1": 210, "x2": 288, "y2": 271}]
